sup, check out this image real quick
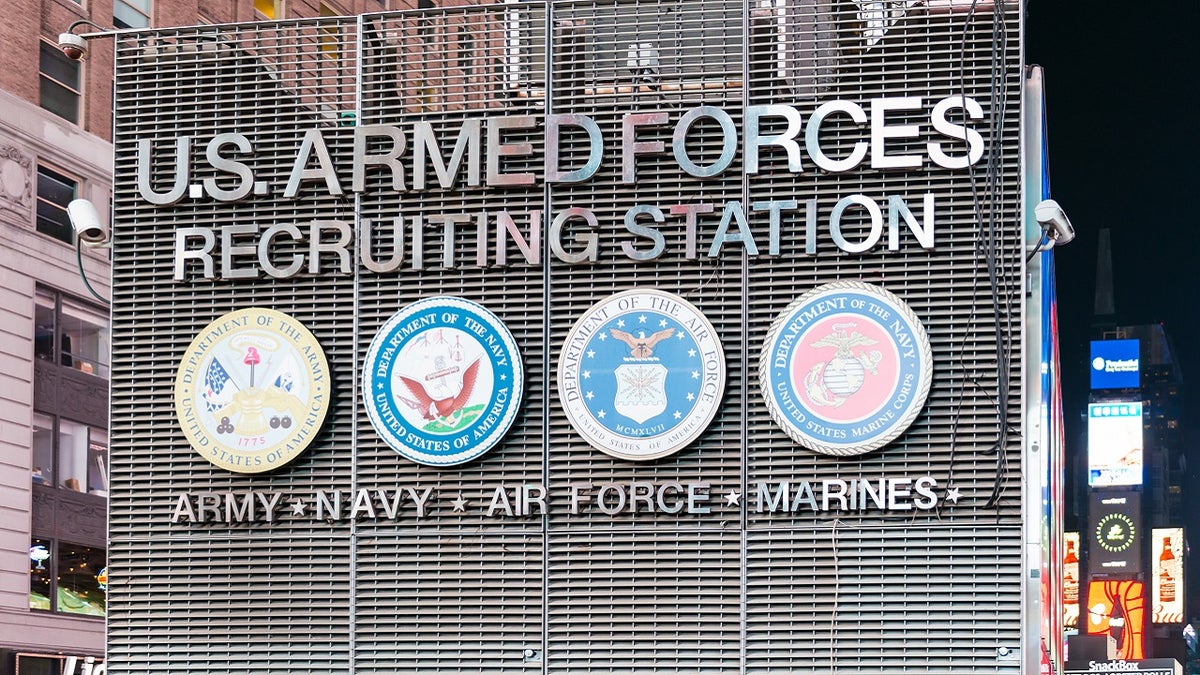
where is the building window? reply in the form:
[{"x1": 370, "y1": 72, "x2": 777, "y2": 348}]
[
  {"x1": 32, "y1": 412, "x2": 109, "y2": 496},
  {"x1": 35, "y1": 288, "x2": 110, "y2": 378},
  {"x1": 114, "y1": 0, "x2": 152, "y2": 28},
  {"x1": 29, "y1": 538, "x2": 107, "y2": 617},
  {"x1": 14, "y1": 654, "x2": 106, "y2": 675},
  {"x1": 320, "y1": 3, "x2": 340, "y2": 58},
  {"x1": 35, "y1": 165, "x2": 78, "y2": 244},
  {"x1": 39, "y1": 42, "x2": 81, "y2": 124},
  {"x1": 256, "y1": 0, "x2": 280, "y2": 19}
]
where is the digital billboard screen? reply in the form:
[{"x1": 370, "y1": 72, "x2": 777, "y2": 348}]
[
  {"x1": 1088, "y1": 491, "x2": 1142, "y2": 578},
  {"x1": 1151, "y1": 527, "x2": 1184, "y2": 624},
  {"x1": 1064, "y1": 531, "x2": 1080, "y2": 629},
  {"x1": 1090, "y1": 339, "x2": 1140, "y2": 390},
  {"x1": 1087, "y1": 402, "x2": 1143, "y2": 487}
]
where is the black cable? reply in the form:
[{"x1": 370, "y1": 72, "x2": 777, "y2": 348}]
[
  {"x1": 947, "y1": 0, "x2": 1015, "y2": 510},
  {"x1": 945, "y1": 0, "x2": 985, "y2": 511},
  {"x1": 76, "y1": 238, "x2": 110, "y2": 305},
  {"x1": 1025, "y1": 230, "x2": 1050, "y2": 263}
]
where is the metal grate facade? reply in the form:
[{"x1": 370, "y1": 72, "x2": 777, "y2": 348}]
[{"x1": 108, "y1": 2, "x2": 1028, "y2": 673}]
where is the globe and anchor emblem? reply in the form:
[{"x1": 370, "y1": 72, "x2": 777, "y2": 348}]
[
  {"x1": 759, "y1": 281, "x2": 933, "y2": 456},
  {"x1": 803, "y1": 322, "x2": 884, "y2": 408}
]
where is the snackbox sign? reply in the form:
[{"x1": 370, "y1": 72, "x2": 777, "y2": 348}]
[{"x1": 142, "y1": 95, "x2": 988, "y2": 280}]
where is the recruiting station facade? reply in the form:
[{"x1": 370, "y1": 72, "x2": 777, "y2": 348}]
[{"x1": 106, "y1": 2, "x2": 1045, "y2": 673}]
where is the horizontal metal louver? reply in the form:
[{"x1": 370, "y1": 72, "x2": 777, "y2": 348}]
[{"x1": 108, "y1": 2, "x2": 1027, "y2": 673}]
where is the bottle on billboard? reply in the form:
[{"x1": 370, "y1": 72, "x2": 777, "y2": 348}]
[
  {"x1": 1159, "y1": 536, "x2": 1176, "y2": 603},
  {"x1": 1064, "y1": 539, "x2": 1080, "y2": 605}
]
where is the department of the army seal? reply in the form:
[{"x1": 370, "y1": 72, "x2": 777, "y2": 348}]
[
  {"x1": 363, "y1": 297, "x2": 524, "y2": 466},
  {"x1": 174, "y1": 308, "x2": 331, "y2": 473},
  {"x1": 558, "y1": 289, "x2": 725, "y2": 461},
  {"x1": 760, "y1": 281, "x2": 932, "y2": 456}
]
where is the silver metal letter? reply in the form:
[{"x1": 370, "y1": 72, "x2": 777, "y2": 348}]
[
  {"x1": 806, "y1": 100, "x2": 868, "y2": 173},
  {"x1": 219, "y1": 223, "x2": 259, "y2": 280},
  {"x1": 359, "y1": 217, "x2": 405, "y2": 273},
  {"x1": 137, "y1": 137, "x2": 190, "y2": 205},
  {"x1": 888, "y1": 193, "x2": 935, "y2": 250},
  {"x1": 545, "y1": 114, "x2": 603, "y2": 183},
  {"x1": 487, "y1": 116, "x2": 537, "y2": 186},
  {"x1": 829, "y1": 195, "x2": 883, "y2": 253},
  {"x1": 672, "y1": 106, "x2": 737, "y2": 179},
  {"x1": 308, "y1": 220, "x2": 352, "y2": 274},
  {"x1": 745, "y1": 105, "x2": 804, "y2": 174},
  {"x1": 669, "y1": 203, "x2": 714, "y2": 260},
  {"x1": 870, "y1": 97, "x2": 924, "y2": 169},
  {"x1": 495, "y1": 210, "x2": 542, "y2": 265},
  {"x1": 550, "y1": 208, "x2": 599, "y2": 264},
  {"x1": 203, "y1": 133, "x2": 254, "y2": 202},
  {"x1": 928, "y1": 96, "x2": 985, "y2": 169},
  {"x1": 706, "y1": 201, "x2": 758, "y2": 257},
  {"x1": 353, "y1": 124, "x2": 407, "y2": 191},
  {"x1": 174, "y1": 227, "x2": 215, "y2": 280},
  {"x1": 621, "y1": 205, "x2": 666, "y2": 261},
  {"x1": 284, "y1": 129, "x2": 343, "y2": 198},
  {"x1": 258, "y1": 224, "x2": 303, "y2": 278},
  {"x1": 751, "y1": 200, "x2": 798, "y2": 256},
  {"x1": 414, "y1": 119, "x2": 481, "y2": 190},
  {"x1": 621, "y1": 112, "x2": 668, "y2": 183}
]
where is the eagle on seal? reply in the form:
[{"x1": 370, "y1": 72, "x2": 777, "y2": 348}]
[
  {"x1": 396, "y1": 358, "x2": 482, "y2": 423},
  {"x1": 609, "y1": 327, "x2": 675, "y2": 358}
]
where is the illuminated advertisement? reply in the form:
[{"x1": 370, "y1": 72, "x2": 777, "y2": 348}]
[
  {"x1": 1084, "y1": 579, "x2": 1146, "y2": 660},
  {"x1": 1088, "y1": 491, "x2": 1141, "y2": 578},
  {"x1": 1064, "y1": 531, "x2": 1081, "y2": 628},
  {"x1": 1151, "y1": 527, "x2": 1184, "y2": 624},
  {"x1": 1090, "y1": 339, "x2": 1140, "y2": 390},
  {"x1": 1087, "y1": 402, "x2": 1143, "y2": 487}
]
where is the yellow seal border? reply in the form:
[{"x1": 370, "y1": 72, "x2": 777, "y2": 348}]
[{"x1": 174, "y1": 307, "x2": 331, "y2": 474}]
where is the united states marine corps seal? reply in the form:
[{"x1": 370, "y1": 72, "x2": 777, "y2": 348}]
[
  {"x1": 363, "y1": 297, "x2": 523, "y2": 466},
  {"x1": 760, "y1": 281, "x2": 932, "y2": 456},
  {"x1": 558, "y1": 289, "x2": 725, "y2": 461},
  {"x1": 174, "y1": 308, "x2": 331, "y2": 473}
]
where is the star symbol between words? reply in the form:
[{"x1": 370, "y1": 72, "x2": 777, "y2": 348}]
[
  {"x1": 944, "y1": 487, "x2": 962, "y2": 504},
  {"x1": 452, "y1": 495, "x2": 468, "y2": 512},
  {"x1": 725, "y1": 490, "x2": 742, "y2": 506},
  {"x1": 290, "y1": 498, "x2": 307, "y2": 516}
]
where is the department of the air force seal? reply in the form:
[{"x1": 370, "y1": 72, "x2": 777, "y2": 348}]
[
  {"x1": 760, "y1": 281, "x2": 932, "y2": 456},
  {"x1": 174, "y1": 308, "x2": 331, "y2": 473},
  {"x1": 558, "y1": 289, "x2": 725, "y2": 461},
  {"x1": 363, "y1": 297, "x2": 523, "y2": 466}
]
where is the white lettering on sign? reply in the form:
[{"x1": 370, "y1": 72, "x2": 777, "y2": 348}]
[{"x1": 140, "y1": 97, "x2": 985, "y2": 281}]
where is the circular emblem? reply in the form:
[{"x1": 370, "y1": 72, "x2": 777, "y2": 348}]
[
  {"x1": 174, "y1": 308, "x2": 331, "y2": 473},
  {"x1": 557, "y1": 289, "x2": 725, "y2": 461},
  {"x1": 1092, "y1": 356, "x2": 1105, "y2": 371},
  {"x1": 759, "y1": 281, "x2": 932, "y2": 456},
  {"x1": 363, "y1": 297, "x2": 523, "y2": 466},
  {"x1": 1095, "y1": 512, "x2": 1136, "y2": 553}
]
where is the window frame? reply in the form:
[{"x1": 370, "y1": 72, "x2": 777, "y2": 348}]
[
  {"x1": 38, "y1": 40, "x2": 82, "y2": 124},
  {"x1": 35, "y1": 163, "x2": 79, "y2": 245},
  {"x1": 113, "y1": 0, "x2": 152, "y2": 29},
  {"x1": 29, "y1": 538, "x2": 107, "y2": 618},
  {"x1": 32, "y1": 286, "x2": 111, "y2": 496},
  {"x1": 31, "y1": 413, "x2": 109, "y2": 496},
  {"x1": 35, "y1": 285, "x2": 110, "y2": 377},
  {"x1": 255, "y1": 0, "x2": 282, "y2": 20},
  {"x1": 319, "y1": 2, "x2": 343, "y2": 59}
]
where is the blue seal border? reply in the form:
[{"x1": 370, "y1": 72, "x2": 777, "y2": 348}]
[{"x1": 363, "y1": 296, "x2": 524, "y2": 466}]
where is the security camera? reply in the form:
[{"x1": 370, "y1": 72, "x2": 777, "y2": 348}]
[
  {"x1": 58, "y1": 33, "x2": 88, "y2": 61},
  {"x1": 67, "y1": 199, "x2": 109, "y2": 246},
  {"x1": 1034, "y1": 199, "x2": 1075, "y2": 247}
]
